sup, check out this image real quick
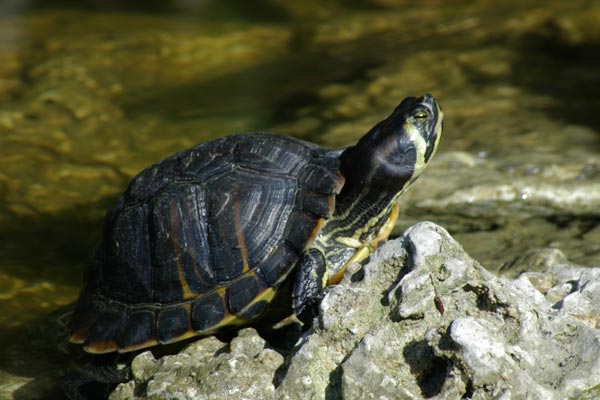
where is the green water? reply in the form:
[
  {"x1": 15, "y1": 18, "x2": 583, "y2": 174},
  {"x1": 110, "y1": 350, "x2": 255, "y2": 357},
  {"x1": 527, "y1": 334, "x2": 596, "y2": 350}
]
[{"x1": 0, "y1": 0, "x2": 599, "y2": 398}]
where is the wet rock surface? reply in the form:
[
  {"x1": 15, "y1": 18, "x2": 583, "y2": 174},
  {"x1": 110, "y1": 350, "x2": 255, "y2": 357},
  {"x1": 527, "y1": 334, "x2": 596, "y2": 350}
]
[{"x1": 110, "y1": 222, "x2": 600, "y2": 400}]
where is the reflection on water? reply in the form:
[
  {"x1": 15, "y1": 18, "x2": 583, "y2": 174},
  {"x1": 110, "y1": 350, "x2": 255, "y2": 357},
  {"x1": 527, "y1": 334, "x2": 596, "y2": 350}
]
[{"x1": 0, "y1": 0, "x2": 599, "y2": 397}]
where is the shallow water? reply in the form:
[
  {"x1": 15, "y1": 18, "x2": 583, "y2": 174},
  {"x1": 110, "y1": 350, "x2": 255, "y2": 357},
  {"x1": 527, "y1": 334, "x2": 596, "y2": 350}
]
[{"x1": 0, "y1": 0, "x2": 599, "y2": 397}]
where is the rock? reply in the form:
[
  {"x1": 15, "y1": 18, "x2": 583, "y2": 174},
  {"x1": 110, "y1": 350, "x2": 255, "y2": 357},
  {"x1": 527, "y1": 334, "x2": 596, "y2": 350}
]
[
  {"x1": 402, "y1": 150, "x2": 600, "y2": 270},
  {"x1": 413, "y1": 151, "x2": 600, "y2": 219},
  {"x1": 499, "y1": 247, "x2": 570, "y2": 279},
  {"x1": 110, "y1": 328, "x2": 284, "y2": 400},
  {"x1": 111, "y1": 222, "x2": 600, "y2": 399}
]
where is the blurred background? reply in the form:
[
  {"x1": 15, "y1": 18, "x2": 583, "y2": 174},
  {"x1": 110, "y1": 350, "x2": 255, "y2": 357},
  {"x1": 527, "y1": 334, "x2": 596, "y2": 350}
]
[{"x1": 0, "y1": 0, "x2": 599, "y2": 398}]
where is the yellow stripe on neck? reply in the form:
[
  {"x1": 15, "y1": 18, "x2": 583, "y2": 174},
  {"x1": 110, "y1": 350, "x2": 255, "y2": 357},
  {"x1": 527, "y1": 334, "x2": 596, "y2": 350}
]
[{"x1": 328, "y1": 202, "x2": 400, "y2": 285}]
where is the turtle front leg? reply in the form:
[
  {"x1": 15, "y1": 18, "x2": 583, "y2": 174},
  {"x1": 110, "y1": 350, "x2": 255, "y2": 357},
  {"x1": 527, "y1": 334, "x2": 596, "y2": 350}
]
[
  {"x1": 293, "y1": 203, "x2": 400, "y2": 325},
  {"x1": 293, "y1": 248, "x2": 328, "y2": 325}
]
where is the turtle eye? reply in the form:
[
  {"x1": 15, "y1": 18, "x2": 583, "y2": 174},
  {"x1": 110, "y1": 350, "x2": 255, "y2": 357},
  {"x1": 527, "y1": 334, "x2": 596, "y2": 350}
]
[{"x1": 414, "y1": 110, "x2": 429, "y2": 122}]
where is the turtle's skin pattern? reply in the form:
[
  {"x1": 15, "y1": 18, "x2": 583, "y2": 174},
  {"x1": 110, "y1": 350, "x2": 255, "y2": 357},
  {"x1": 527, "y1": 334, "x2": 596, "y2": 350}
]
[{"x1": 69, "y1": 94, "x2": 443, "y2": 354}]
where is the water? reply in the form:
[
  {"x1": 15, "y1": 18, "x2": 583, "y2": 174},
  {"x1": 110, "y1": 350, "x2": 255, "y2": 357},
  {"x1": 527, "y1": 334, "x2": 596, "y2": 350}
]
[{"x1": 0, "y1": 0, "x2": 599, "y2": 397}]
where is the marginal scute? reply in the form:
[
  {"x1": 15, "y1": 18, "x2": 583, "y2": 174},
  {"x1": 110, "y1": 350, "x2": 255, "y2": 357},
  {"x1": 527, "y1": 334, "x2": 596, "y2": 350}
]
[
  {"x1": 228, "y1": 274, "x2": 263, "y2": 315},
  {"x1": 156, "y1": 305, "x2": 191, "y2": 344},
  {"x1": 68, "y1": 294, "x2": 99, "y2": 343},
  {"x1": 284, "y1": 211, "x2": 320, "y2": 252},
  {"x1": 116, "y1": 310, "x2": 156, "y2": 351},
  {"x1": 236, "y1": 300, "x2": 269, "y2": 320},
  {"x1": 83, "y1": 310, "x2": 126, "y2": 354},
  {"x1": 261, "y1": 243, "x2": 299, "y2": 286},
  {"x1": 191, "y1": 292, "x2": 227, "y2": 332}
]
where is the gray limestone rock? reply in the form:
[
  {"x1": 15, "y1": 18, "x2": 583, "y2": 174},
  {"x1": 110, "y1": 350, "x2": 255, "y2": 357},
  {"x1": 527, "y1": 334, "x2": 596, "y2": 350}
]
[
  {"x1": 110, "y1": 328, "x2": 284, "y2": 400},
  {"x1": 110, "y1": 222, "x2": 600, "y2": 400}
]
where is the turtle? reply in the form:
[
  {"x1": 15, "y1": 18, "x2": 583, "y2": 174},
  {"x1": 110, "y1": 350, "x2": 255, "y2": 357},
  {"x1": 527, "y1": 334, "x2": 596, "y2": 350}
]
[{"x1": 68, "y1": 94, "x2": 443, "y2": 356}]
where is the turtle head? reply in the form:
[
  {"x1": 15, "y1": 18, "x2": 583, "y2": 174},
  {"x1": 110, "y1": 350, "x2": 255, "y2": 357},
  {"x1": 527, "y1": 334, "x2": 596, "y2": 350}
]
[{"x1": 340, "y1": 94, "x2": 443, "y2": 194}]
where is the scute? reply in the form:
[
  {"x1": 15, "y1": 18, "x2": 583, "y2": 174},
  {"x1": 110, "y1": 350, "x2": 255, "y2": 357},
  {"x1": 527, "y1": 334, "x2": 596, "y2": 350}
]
[
  {"x1": 156, "y1": 306, "x2": 191, "y2": 344},
  {"x1": 116, "y1": 310, "x2": 155, "y2": 351},
  {"x1": 125, "y1": 156, "x2": 181, "y2": 203},
  {"x1": 204, "y1": 170, "x2": 296, "y2": 281},
  {"x1": 149, "y1": 182, "x2": 212, "y2": 302},
  {"x1": 82, "y1": 310, "x2": 124, "y2": 354},
  {"x1": 284, "y1": 211, "x2": 321, "y2": 252},
  {"x1": 260, "y1": 242, "x2": 298, "y2": 285},
  {"x1": 227, "y1": 269, "x2": 270, "y2": 316},
  {"x1": 69, "y1": 133, "x2": 344, "y2": 353},
  {"x1": 298, "y1": 164, "x2": 344, "y2": 195},
  {"x1": 191, "y1": 293, "x2": 226, "y2": 332},
  {"x1": 101, "y1": 203, "x2": 153, "y2": 302}
]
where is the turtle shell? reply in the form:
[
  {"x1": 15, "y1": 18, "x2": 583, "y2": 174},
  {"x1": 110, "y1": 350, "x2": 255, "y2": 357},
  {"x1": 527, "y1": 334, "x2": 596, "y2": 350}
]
[{"x1": 69, "y1": 133, "x2": 344, "y2": 354}]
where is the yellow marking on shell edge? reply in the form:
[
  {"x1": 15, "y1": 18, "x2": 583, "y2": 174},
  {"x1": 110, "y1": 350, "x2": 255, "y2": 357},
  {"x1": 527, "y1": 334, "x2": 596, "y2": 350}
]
[
  {"x1": 192, "y1": 286, "x2": 243, "y2": 334},
  {"x1": 132, "y1": 288, "x2": 232, "y2": 350},
  {"x1": 117, "y1": 338, "x2": 160, "y2": 354},
  {"x1": 203, "y1": 313, "x2": 246, "y2": 334},
  {"x1": 333, "y1": 171, "x2": 346, "y2": 195},
  {"x1": 198, "y1": 287, "x2": 278, "y2": 334},
  {"x1": 155, "y1": 303, "x2": 195, "y2": 346},
  {"x1": 307, "y1": 217, "x2": 326, "y2": 248},
  {"x1": 158, "y1": 330, "x2": 198, "y2": 346},
  {"x1": 177, "y1": 262, "x2": 196, "y2": 300},
  {"x1": 251, "y1": 286, "x2": 277, "y2": 304},
  {"x1": 83, "y1": 282, "x2": 281, "y2": 353},
  {"x1": 146, "y1": 315, "x2": 241, "y2": 348},
  {"x1": 83, "y1": 342, "x2": 118, "y2": 354},
  {"x1": 327, "y1": 202, "x2": 400, "y2": 285},
  {"x1": 69, "y1": 333, "x2": 85, "y2": 344}
]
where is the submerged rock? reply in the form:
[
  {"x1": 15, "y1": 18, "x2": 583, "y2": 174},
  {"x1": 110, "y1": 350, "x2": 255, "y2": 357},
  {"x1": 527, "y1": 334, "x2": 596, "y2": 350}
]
[{"x1": 110, "y1": 222, "x2": 600, "y2": 400}]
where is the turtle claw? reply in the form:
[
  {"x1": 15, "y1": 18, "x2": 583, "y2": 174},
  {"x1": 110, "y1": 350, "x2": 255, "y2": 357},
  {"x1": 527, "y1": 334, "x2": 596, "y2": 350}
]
[{"x1": 295, "y1": 293, "x2": 324, "y2": 327}]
